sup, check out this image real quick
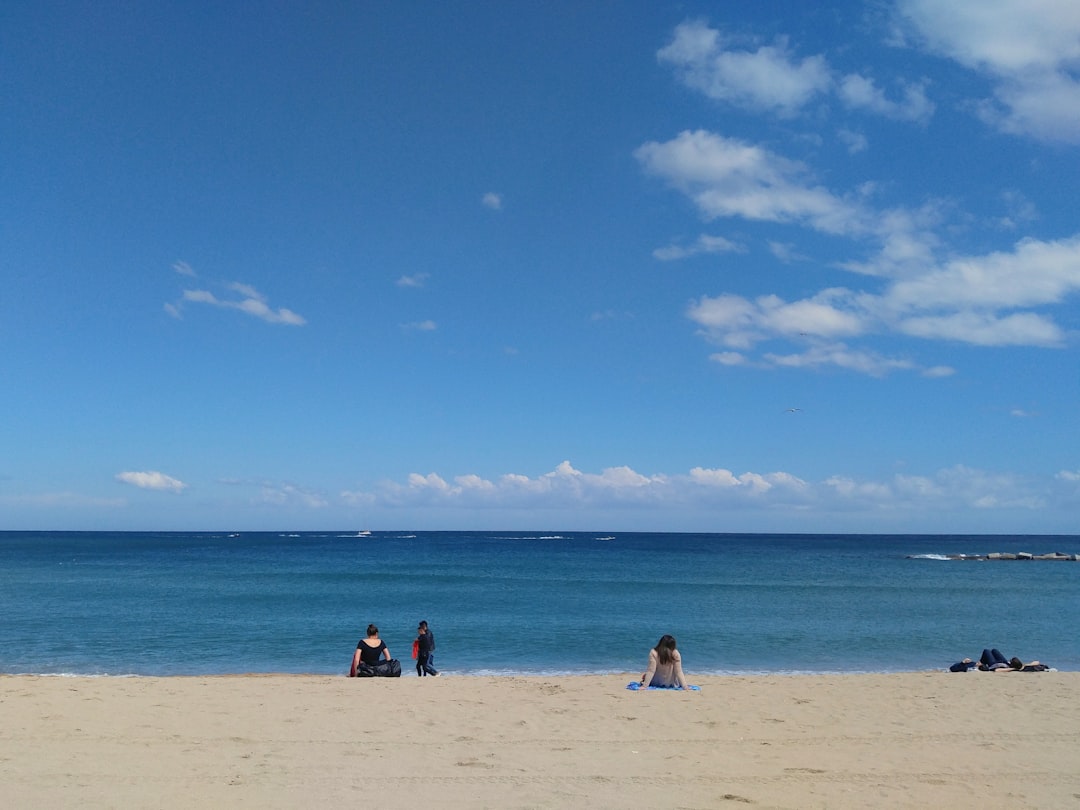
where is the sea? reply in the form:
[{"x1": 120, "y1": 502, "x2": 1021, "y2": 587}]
[{"x1": 2, "y1": 531, "x2": 1078, "y2": 677}]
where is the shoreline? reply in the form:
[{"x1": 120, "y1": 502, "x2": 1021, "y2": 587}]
[
  {"x1": 5, "y1": 661, "x2": 1070, "y2": 678},
  {"x1": 3, "y1": 672, "x2": 1079, "y2": 808}
]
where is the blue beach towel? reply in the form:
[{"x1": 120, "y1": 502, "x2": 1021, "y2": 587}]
[{"x1": 626, "y1": 682, "x2": 700, "y2": 691}]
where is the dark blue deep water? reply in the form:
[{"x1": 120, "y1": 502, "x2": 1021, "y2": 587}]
[{"x1": 2, "y1": 531, "x2": 1078, "y2": 676}]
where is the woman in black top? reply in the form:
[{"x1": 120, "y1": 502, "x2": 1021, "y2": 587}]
[{"x1": 350, "y1": 624, "x2": 392, "y2": 676}]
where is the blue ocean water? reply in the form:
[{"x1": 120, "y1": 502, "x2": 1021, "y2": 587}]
[{"x1": 2, "y1": 531, "x2": 1078, "y2": 676}]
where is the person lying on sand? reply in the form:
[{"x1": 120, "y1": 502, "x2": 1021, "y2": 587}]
[{"x1": 948, "y1": 649, "x2": 1051, "y2": 672}]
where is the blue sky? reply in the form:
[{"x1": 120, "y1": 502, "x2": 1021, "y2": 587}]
[{"x1": 3, "y1": 1, "x2": 1079, "y2": 533}]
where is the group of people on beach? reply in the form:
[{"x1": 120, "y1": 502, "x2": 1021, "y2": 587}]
[
  {"x1": 349, "y1": 626, "x2": 693, "y2": 687},
  {"x1": 950, "y1": 648, "x2": 1051, "y2": 672},
  {"x1": 349, "y1": 621, "x2": 439, "y2": 678},
  {"x1": 354, "y1": 630, "x2": 1056, "y2": 680}
]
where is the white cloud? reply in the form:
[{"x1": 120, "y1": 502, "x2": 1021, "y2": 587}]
[
  {"x1": 685, "y1": 230, "x2": 1080, "y2": 367},
  {"x1": 636, "y1": 130, "x2": 868, "y2": 236},
  {"x1": 922, "y1": 365, "x2": 956, "y2": 378},
  {"x1": 178, "y1": 283, "x2": 306, "y2": 326},
  {"x1": 689, "y1": 466, "x2": 804, "y2": 493},
  {"x1": 897, "y1": 311, "x2": 1064, "y2": 347},
  {"x1": 639, "y1": 126, "x2": 1080, "y2": 371},
  {"x1": 762, "y1": 345, "x2": 916, "y2": 377},
  {"x1": 258, "y1": 482, "x2": 328, "y2": 508},
  {"x1": 637, "y1": 131, "x2": 952, "y2": 280},
  {"x1": 897, "y1": 0, "x2": 1080, "y2": 74},
  {"x1": 885, "y1": 235, "x2": 1080, "y2": 312},
  {"x1": 401, "y1": 320, "x2": 437, "y2": 331},
  {"x1": 688, "y1": 289, "x2": 867, "y2": 349},
  {"x1": 836, "y1": 128, "x2": 869, "y2": 154},
  {"x1": 709, "y1": 351, "x2": 747, "y2": 366},
  {"x1": 653, "y1": 233, "x2": 745, "y2": 261},
  {"x1": 897, "y1": 0, "x2": 1080, "y2": 142},
  {"x1": 996, "y1": 190, "x2": 1038, "y2": 230},
  {"x1": 339, "y1": 460, "x2": 1056, "y2": 518},
  {"x1": 482, "y1": 192, "x2": 503, "y2": 210},
  {"x1": 372, "y1": 460, "x2": 672, "y2": 508},
  {"x1": 397, "y1": 273, "x2": 429, "y2": 288},
  {"x1": 837, "y1": 75, "x2": 934, "y2": 122},
  {"x1": 658, "y1": 21, "x2": 831, "y2": 116},
  {"x1": 659, "y1": 20, "x2": 935, "y2": 125},
  {"x1": 115, "y1": 471, "x2": 187, "y2": 493},
  {"x1": 767, "y1": 241, "x2": 808, "y2": 264},
  {"x1": 172, "y1": 260, "x2": 196, "y2": 277}
]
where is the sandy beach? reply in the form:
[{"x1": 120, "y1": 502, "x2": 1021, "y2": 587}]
[{"x1": 2, "y1": 671, "x2": 1078, "y2": 809}]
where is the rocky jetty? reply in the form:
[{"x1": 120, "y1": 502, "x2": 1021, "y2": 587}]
[{"x1": 908, "y1": 552, "x2": 1080, "y2": 561}]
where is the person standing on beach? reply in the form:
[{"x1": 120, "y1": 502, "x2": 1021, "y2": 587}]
[
  {"x1": 640, "y1": 634, "x2": 689, "y2": 689},
  {"x1": 415, "y1": 620, "x2": 439, "y2": 677}
]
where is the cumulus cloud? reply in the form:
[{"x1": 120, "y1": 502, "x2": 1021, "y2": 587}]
[
  {"x1": 684, "y1": 231, "x2": 1080, "y2": 368},
  {"x1": 339, "y1": 460, "x2": 1057, "y2": 518},
  {"x1": 658, "y1": 21, "x2": 832, "y2": 117},
  {"x1": 356, "y1": 461, "x2": 676, "y2": 509},
  {"x1": 837, "y1": 75, "x2": 934, "y2": 122},
  {"x1": 659, "y1": 20, "x2": 934, "y2": 123},
  {"x1": 638, "y1": 127, "x2": 1080, "y2": 372},
  {"x1": 896, "y1": 0, "x2": 1080, "y2": 142},
  {"x1": 115, "y1": 471, "x2": 187, "y2": 493},
  {"x1": 636, "y1": 130, "x2": 869, "y2": 236},
  {"x1": 885, "y1": 236, "x2": 1080, "y2": 311},
  {"x1": 687, "y1": 289, "x2": 866, "y2": 349},
  {"x1": 642, "y1": 13, "x2": 1080, "y2": 376},
  {"x1": 482, "y1": 192, "x2": 503, "y2": 210}
]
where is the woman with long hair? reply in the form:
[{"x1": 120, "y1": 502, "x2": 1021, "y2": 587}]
[{"x1": 640, "y1": 634, "x2": 690, "y2": 689}]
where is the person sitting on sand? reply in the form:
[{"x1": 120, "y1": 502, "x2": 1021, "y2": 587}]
[
  {"x1": 639, "y1": 634, "x2": 690, "y2": 689},
  {"x1": 350, "y1": 624, "x2": 392, "y2": 677}
]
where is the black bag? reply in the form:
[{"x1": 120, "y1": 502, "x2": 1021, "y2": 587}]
[
  {"x1": 354, "y1": 658, "x2": 402, "y2": 678},
  {"x1": 373, "y1": 658, "x2": 402, "y2": 677}
]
